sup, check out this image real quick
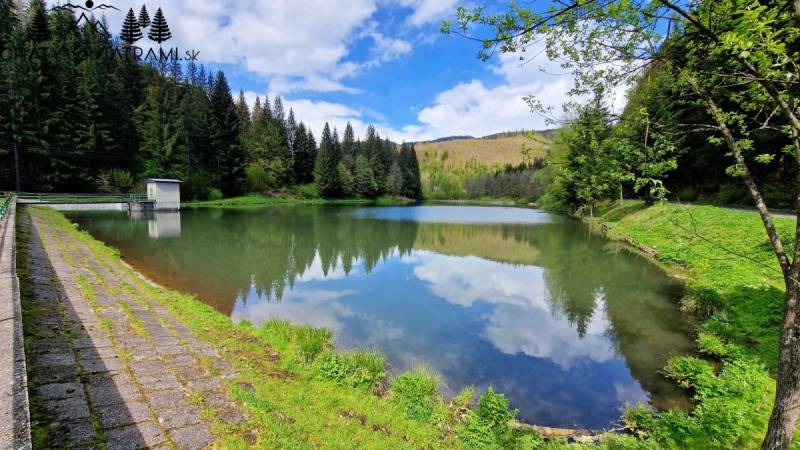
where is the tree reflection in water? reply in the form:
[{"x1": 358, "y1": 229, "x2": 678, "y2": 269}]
[{"x1": 71, "y1": 205, "x2": 694, "y2": 428}]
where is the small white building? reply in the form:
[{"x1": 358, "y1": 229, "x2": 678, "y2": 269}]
[{"x1": 146, "y1": 179, "x2": 181, "y2": 210}]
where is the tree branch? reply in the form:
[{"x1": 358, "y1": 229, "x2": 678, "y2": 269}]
[{"x1": 681, "y1": 68, "x2": 792, "y2": 278}]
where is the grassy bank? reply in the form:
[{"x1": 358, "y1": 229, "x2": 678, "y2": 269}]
[
  {"x1": 587, "y1": 201, "x2": 793, "y2": 449},
  {"x1": 182, "y1": 193, "x2": 413, "y2": 208}
]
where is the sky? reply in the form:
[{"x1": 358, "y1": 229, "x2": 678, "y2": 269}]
[{"x1": 64, "y1": 0, "x2": 605, "y2": 142}]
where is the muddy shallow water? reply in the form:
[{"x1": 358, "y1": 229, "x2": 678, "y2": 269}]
[{"x1": 69, "y1": 205, "x2": 694, "y2": 429}]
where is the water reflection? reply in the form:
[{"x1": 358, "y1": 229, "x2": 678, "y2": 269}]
[
  {"x1": 69, "y1": 205, "x2": 694, "y2": 428},
  {"x1": 131, "y1": 211, "x2": 183, "y2": 239}
]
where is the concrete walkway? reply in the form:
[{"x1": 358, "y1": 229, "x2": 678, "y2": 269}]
[
  {"x1": 0, "y1": 202, "x2": 31, "y2": 450},
  {"x1": 19, "y1": 208, "x2": 247, "y2": 449}
]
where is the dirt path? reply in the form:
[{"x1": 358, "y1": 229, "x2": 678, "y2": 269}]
[{"x1": 18, "y1": 208, "x2": 247, "y2": 449}]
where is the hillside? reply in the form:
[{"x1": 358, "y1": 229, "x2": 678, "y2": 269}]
[
  {"x1": 416, "y1": 133, "x2": 549, "y2": 167},
  {"x1": 415, "y1": 133, "x2": 552, "y2": 199}
]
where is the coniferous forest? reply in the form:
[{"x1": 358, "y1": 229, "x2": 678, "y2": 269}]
[{"x1": 0, "y1": 0, "x2": 422, "y2": 201}]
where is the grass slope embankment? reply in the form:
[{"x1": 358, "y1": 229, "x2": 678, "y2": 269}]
[
  {"x1": 182, "y1": 194, "x2": 412, "y2": 208},
  {"x1": 589, "y1": 201, "x2": 793, "y2": 449}
]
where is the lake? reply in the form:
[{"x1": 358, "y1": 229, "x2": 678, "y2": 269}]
[{"x1": 68, "y1": 205, "x2": 694, "y2": 429}]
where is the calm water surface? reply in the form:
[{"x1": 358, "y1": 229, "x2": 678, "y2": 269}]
[{"x1": 69, "y1": 205, "x2": 694, "y2": 429}]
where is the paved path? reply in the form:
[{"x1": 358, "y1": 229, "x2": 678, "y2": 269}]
[{"x1": 19, "y1": 208, "x2": 247, "y2": 449}]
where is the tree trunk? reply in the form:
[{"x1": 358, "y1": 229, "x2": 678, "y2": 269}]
[
  {"x1": 763, "y1": 283, "x2": 800, "y2": 449},
  {"x1": 619, "y1": 185, "x2": 624, "y2": 206}
]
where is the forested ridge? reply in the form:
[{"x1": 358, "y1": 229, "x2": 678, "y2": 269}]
[{"x1": 0, "y1": 0, "x2": 422, "y2": 201}]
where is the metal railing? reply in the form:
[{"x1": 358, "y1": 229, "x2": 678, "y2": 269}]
[
  {"x1": 16, "y1": 192, "x2": 148, "y2": 204},
  {"x1": 0, "y1": 193, "x2": 13, "y2": 221}
]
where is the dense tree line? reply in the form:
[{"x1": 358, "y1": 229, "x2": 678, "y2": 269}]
[
  {"x1": 0, "y1": 1, "x2": 422, "y2": 200},
  {"x1": 463, "y1": 159, "x2": 547, "y2": 201}
]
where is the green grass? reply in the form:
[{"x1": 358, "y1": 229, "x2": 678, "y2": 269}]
[
  {"x1": 593, "y1": 201, "x2": 792, "y2": 368},
  {"x1": 588, "y1": 201, "x2": 796, "y2": 449},
  {"x1": 182, "y1": 193, "x2": 413, "y2": 208}
]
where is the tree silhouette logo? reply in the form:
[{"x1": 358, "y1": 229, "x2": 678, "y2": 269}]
[
  {"x1": 147, "y1": 8, "x2": 172, "y2": 44},
  {"x1": 119, "y1": 5, "x2": 172, "y2": 46},
  {"x1": 41, "y1": 2, "x2": 196, "y2": 64}
]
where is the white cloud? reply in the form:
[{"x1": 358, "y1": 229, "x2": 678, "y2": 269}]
[
  {"x1": 396, "y1": 42, "x2": 632, "y2": 140},
  {"x1": 396, "y1": 0, "x2": 459, "y2": 26},
  {"x1": 365, "y1": 31, "x2": 413, "y2": 67},
  {"x1": 242, "y1": 90, "x2": 407, "y2": 141},
  {"x1": 412, "y1": 252, "x2": 617, "y2": 369},
  {"x1": 394, "y1": 49, "x2": 573, "y2": 140}
]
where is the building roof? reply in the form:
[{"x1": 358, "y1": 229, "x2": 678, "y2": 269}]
[{"x1": 146, "y1": 178, "x2": 182, "y2": 183}]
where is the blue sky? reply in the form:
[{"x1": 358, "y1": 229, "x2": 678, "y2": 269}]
[{"x1": 94, "y1": 0, "x2": 592, "y2": 141}]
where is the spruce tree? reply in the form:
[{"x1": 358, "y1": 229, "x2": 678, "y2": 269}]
[
  {"x1": 262, "y1": 113, "x2": 292, "y2": 185},
  {"x1": 273, "y1": 95, "x2": 285, "y2": 126},
  {"x1": 208, "y1": 71, "x2": 245, "y2": 197},
  {"x1": 304, "y1": 128, "x2": 317, "y2": 181},
  {"x1": 364, "y1": 125, "x2": 386, "y2": 192},
  {"x1": 292, "y1": 122, "x2": 309, "y2": 182},
  {"x1": 181, "y1": 83, "x2": 211, "y2": 198},
  {"x1": 314, "y1": 123, "x2": 341, "y2": 197},
  {"x1": 167, "y1": 58, "x2": 182, "y2": 80},
  {"x1": 386, "y1": 161, "x2": 403, "y2": 195},
  {"x1": 252, "y1": 96, "x2": 263, "y2": 127},
  {"x1": 400, "y1": 143, "x2": 422, "y2": 200},
  {"x1": 341, "y1": 122, "x2": 356, "y2": 169},
  {"x1": 120, "y1": 8, "x2": 142, "y2": 45},
  {"x1": 185, "y1": 60, "x2": 199, "y2": 85},
  {"x1": 235, "y1": 90, "x2": 251, "y2": 135},
  {"x1": 0, "y1": 0, "x2": 19, "y2": 52},
  {"x1": 286, "y1": 109, "x2": 297, "y2": 150},
  {"x1": 26, "y1": 0, "x2": 49, "y2": 43},
  {"x1": 196, "y1": 64, "x2": 207, "y2": 87},
  {"x1": 205, "y1": 71, "x2": 214, "y2": 93},
  {"x1": 148, "y1": 8, "x2": 171, "y2": 44},
  {"x1": 135, "y1": 79, "x2": 186, "y2": 178},
  {"x1": 138, "y1": 5, "x2": 150, "y2": 28},
  {"x1": 353, "y1": 154, "x2": 378, "y2": 197},
  {"x1": 338, "y1": 162, "x2": 354, "y2": 197}
]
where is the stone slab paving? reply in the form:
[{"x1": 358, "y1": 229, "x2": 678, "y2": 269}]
[{"x1": 18, "y1": 209, "x2": 248, "y2": 449}]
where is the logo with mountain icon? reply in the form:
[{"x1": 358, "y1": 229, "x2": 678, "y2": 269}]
[{"x1": 50, "y1": 2, "x2": 173, "y2": 46}]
